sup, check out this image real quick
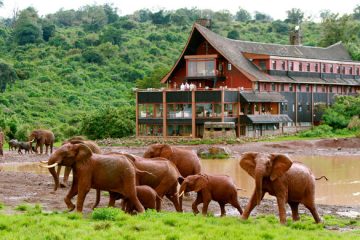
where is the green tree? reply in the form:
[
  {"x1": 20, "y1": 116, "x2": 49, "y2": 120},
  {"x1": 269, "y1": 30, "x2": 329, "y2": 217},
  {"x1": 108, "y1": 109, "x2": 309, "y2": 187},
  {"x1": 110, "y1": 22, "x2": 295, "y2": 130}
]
[
  {"x1": 80, "y1": 5, "x2": 107, "y2": 32},
  {"x1": 136, "y1": 66, "x2": 167, "y2": 89},
  {"x1": 0, "y1": 62, "x2": 18, "y2": 92},
  {"x1": 151, "y1": 10, "x2": 170, "y2": 25},
  {"x1": 353, "y1": 5, "x2": 360, "y2": 20},
  {"x1": 13, "y1": 7, "x2": 42, "y2": 45},
  {"x1": 254, "y1": 11, "x2": 273, "y2": 22},
  {"x1": 227, "y1": 29, "x2": 240, "y2": 39},
  {"x1": 285, "y1": 8, "x2": 304, "y2": 24},
  {"x1": 235, "y1": 7, "x2": 251, "y2": 22}
]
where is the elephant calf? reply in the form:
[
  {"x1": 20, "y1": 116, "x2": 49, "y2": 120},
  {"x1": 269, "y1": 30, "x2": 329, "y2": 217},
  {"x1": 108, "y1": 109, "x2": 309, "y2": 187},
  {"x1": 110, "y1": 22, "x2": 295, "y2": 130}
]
[
  {"x1": 17, "y1": 141, "x2": 36, "y2": 154},
  {"x1": 123, "y1": 186, "x2": 161, "y2": 213},
  {"x1": 9, "y1": 139, "x2": 19, "y2": 151},
  {"x1": 178, "y1": 174, "x2": 243, "y2": 216}
]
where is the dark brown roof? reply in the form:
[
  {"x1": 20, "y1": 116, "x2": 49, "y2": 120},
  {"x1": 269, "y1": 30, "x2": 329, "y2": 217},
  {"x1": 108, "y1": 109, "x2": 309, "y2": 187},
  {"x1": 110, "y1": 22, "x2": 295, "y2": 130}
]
[{"x1": 240, "y1": 91, "x2": 287, "y2": 103}]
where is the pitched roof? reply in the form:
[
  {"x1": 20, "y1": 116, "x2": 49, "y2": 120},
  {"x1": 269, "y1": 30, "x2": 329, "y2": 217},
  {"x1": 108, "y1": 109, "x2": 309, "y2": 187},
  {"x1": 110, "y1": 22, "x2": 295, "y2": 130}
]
[{"x1": 161, "y1": 23, "x2": 357, "y2": 85}]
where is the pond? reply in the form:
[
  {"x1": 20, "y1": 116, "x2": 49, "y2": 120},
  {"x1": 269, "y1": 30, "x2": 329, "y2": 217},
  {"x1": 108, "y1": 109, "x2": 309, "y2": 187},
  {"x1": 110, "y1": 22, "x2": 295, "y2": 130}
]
[{"x1": 1, "y1": 155, "x2": 359, "y2": 206}]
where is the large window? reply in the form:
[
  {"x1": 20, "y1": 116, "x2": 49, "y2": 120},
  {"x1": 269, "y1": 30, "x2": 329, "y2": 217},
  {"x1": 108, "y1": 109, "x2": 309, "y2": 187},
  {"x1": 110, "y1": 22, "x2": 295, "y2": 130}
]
[
  {"x1": 167, "y1": 104, "x2": 192, "y2": 118},
  {"x1": 188, "y1": 59, "x2": 215, "y2": 77},
  {"x1": 167, "y1": 125, "x2": 192, "y2": 136},
  {"x1": 224, "y1": 103, "x2": 238, "y2": 117},
  {"x1": 139, "y1": 124, "x2": 163, "y2": 136},
  {"x1": 139, "y1": 104, "x2": 163, "y2": 118},
  {"x1": 196, "y1": 103, "x2": 221, "y2": 118}
]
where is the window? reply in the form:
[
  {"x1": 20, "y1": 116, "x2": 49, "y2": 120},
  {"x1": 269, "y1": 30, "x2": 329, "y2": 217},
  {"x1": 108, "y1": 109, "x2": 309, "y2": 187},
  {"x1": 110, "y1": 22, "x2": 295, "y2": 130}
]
[
  {"x1": 330, "y1": 65, "x2": 333, "y2": 73},
  {"x1": 196, "y1": 103, "x2": 221, "y2": 118},
  {"x1": 337, "y1": 66, "x2": 340, "y2": 74},
  {"x1": 292, "y1": 104, "x2": 295, "y2": 112},
  {"x1": 255, "y1": 82, "x2": 259, "y2": 91},
  {"x1": 281, "y1": 61, "x2": 286, "y2": 70},
  {"x1": 297, "y1": 84, "x2": 301, "y2": 92},
  {"x1": 281, "y1": 102, "x2": 288, "y2": 112},
  {"x1": 259, "y1": 60, "x2": 266, "y2": 70},
  {"x1": 299, "y1": 62, "x2": 302, "y2": 71},
  {"x1": 289, "y1": 62, "x2": 294, "y2": 71},
  {"x1": 349, "y1": 67, "x2": 353, "y2": 75},
  {"x1": 271, "y1": 83, "x2": 276, "y2": 91},
  {"x1": 314, "y1": 85, "x2": 317, "y2": 92},
  {"x1": 227, "y1": 63, "x2": 232, "y2": 71},
  {"x1": 280, "y1": 83, "x2": 284, "y2": 91},
  {"x1": 289, "y1": 84, "x2": 293, "y2": 92},
  {"x1": 306, "y1": 103, "x2": 310, "y2": 111},
  {"x1": 139, "y1": 124, "x2": 163, "y2": 136},
  {"x1": 167, "y1": 104, "x2": 192, "y2": 118},
  {"x1": 315, "y1": 64, "x2": 319, "y2": 72},
  {"x1": 167, "y1": 125, "x2": 191, "y2": 136},
  {"x1": 263, "y1": 83, "x2": 267, "y2": 91},
  {"x1": 188, "y1": 59, "x2": 215, "y2": 77},
  {"x1": 329, "y1": 86, "x2": 333, "y2": 93},
  {"x1": 357, "y1": 68, "x2": 360, "y2": 75},
  {"x1": 224, "y1": 103, "x2": 238, "y2": 117},
  {"x1": 349, "y1": 87, "x2": 352, "y2": 93},
  {"x1": 254, "y1": 103, "x2": 259, "y2": 112},
  {"x1": 272, "y1": 60, "x2": 276, "y2": 70},
  {"x1": 322, "y1": 64, "x2": 326, "y2": 73},
  {"x1": 322, "y1": 85, "x2": 326, "y2": 92},
  {"x1": 139, "y1": 104, "x2": 163, "y2": 118},
  {"x1": 298, "y1": 104, "x2": 302, "y2": 112},
  {"x1": 342, "y1": 66, "x2": 346, "y2": 74},
  {"x1": 306, "y1": 84, "x2": 310, "y2": 92},
  {"x1": 306, "y1": 63, "x2": 310, "y2": 72}
]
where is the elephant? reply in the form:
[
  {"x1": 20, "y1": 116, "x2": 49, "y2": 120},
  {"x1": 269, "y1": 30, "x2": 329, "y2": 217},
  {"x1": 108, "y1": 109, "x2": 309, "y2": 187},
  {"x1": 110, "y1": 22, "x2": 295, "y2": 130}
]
[
  {"x1": 40, "y1": 142, "x2": 145, "y2": 213},
  {"x1": 102, "y1": 153, "x2": 182, "y2": 212},
  {"x1": 0, "y1": 131, "x2": 4, "y2": 156},
  {"x1": 143, "y1": 144, "x2": 201, "y2": 178},
  {"x1": 178, "y1": 174, "x2": 243, "y2": 216},
  {"x1": 9, "y1": 139, "x2": 19, "y2": 151},
  {"x1": 29, "y1": 129, "x2": 55, "y2": 154},
  {"x1": 56, "y1": 137, "x2": 101, "y2": 188},
  {"x1": 17, "y1": 141, "x2": 37, "y2": 154},
  {"x1": 239, "y1": 152, "x2": 322, "y2": 224}
]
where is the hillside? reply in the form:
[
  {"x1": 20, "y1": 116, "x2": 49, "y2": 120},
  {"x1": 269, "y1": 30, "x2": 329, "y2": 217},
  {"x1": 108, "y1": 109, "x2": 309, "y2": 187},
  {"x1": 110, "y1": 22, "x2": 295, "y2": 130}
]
[{"x1": 0, "y1": 5, "x2": 359, "y2": 140}]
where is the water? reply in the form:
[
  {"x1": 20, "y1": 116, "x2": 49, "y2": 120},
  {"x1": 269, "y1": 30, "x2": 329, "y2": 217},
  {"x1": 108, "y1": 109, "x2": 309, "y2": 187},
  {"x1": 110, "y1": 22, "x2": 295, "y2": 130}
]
[
  {"x1": 1, "y1": 155, "x2": 359, "y2": 206},
  {"x1": 201, "y1": 155, "x2": 360, "y2": 206}
]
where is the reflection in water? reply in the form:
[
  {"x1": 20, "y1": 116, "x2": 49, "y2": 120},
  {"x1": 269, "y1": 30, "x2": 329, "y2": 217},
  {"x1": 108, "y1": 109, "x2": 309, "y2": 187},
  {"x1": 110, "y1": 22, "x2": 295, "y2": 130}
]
[
  {"x1": 2, "y1": 155, "x2": 359, "y2": 206},
  {"x1": 201, "y1": 155, "x2": 360, "y2": 206}
]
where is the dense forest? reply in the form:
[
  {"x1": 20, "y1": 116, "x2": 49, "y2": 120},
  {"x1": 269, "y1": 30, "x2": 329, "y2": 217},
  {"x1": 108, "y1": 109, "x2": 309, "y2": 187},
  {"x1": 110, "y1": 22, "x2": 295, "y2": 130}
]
[{"x1": 0, "y1": 3, "x2": 359, "y2": 140}]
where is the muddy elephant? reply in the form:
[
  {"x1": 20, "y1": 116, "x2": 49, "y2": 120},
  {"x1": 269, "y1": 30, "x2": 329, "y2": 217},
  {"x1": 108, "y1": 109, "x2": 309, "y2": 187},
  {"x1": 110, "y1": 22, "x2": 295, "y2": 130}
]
[
  {"x1": 17, "y1": 141, "x2": 37, "y2": 154},
  {"x1": 239, "y1": 152, "x2": 322, "y2": 224},
  {"x1": 29, "y1": 129, "x2": 55, "y2": 154},
  {"x1": 56, "y1": 137, "x2": 101, "y2": 188},
  {"x1": 40, "y1": 143, "x2": 144, "y2": 213},
  {"x1": 178, "y1": 174, "x2": 243, "y2": 216},
  {"x1": 143, "y1": 144, "x2": 201, "y2": 178},
  {"x1": 9, "y1": 139, "x2": 19, "y2": 151}
]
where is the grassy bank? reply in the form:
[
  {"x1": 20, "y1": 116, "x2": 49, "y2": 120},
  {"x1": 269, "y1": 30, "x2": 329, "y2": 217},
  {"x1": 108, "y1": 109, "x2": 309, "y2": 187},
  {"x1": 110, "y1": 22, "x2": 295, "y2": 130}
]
[{"x1": 0, "y1": 204, "x2": 359, "y2": 240}]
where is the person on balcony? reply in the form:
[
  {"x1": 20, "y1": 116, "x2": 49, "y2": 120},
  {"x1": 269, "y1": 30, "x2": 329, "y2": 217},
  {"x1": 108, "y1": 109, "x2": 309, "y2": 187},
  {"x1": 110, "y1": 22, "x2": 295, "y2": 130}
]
[{"x1": 180, "y1": 83, "x2": 185, "y2": 91}]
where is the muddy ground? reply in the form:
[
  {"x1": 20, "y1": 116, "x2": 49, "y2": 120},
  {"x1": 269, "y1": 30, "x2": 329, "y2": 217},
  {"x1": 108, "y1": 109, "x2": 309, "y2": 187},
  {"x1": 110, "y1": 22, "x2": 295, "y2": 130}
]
[{"x1": 0, "y1": 137, "x2": 359, "y2": 220}]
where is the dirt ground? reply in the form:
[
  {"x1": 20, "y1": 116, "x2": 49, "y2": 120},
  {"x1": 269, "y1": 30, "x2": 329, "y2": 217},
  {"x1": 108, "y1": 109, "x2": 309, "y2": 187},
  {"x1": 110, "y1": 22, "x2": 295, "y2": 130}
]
[{"x1": 0, "y1": 137, "x2": 359, "y2": 220}]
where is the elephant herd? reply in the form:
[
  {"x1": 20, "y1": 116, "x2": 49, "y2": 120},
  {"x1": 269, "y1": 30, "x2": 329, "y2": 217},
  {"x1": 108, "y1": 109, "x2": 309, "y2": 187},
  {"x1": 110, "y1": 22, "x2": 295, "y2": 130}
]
[
  {"x1": 39, "y1": 139, "x2": 324, "y2": 224},
  {"x1": 8, "y1": 129, "x2": 55, "y2": 155}
]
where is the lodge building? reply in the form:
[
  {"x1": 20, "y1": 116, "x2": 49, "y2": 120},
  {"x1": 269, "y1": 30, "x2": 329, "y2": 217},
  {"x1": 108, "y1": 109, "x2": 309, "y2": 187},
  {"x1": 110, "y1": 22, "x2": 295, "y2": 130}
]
[{"x1": 136, "y1": 21, "x2": 360, "y2": 138}]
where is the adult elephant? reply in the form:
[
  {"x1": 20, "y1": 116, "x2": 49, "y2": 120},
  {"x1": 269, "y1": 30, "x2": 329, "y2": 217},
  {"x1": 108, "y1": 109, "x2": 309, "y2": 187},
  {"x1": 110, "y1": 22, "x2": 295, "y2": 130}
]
[
  {"x1": 93, "y1": 153, "x2": 182, "y2": 212},
  {"x1": 239, "y1": 152, "x2": 322, "y2": 224},
  {"x1": 29, "y1": 129, "x2": 55, "y2": 154},
  {"x1": 40, "y1": 143, "x2": 144, "y2": 213},
  {"x1": 57, "y1": 137, "x2": 101, "y2": 188},
  {"x1": 143, "y1": 144, "x2": 201, "y2": 177}
]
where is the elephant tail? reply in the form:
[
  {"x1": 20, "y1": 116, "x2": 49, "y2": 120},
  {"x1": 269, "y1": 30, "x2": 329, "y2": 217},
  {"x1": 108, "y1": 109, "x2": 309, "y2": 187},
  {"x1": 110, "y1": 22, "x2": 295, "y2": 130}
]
[{"x1": 315, "y1": 176, "x2": 328, "y2": 181}]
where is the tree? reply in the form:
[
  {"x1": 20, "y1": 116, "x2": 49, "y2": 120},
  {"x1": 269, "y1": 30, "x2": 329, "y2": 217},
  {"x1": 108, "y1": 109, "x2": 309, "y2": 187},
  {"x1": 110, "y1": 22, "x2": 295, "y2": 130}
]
[
  {"x1": 80, "y1": 5, "x2": 107, "y2": 32},
  {"x1": 235, "y1": 7, "x2": 251, "y2": 22},
  {"x1": 0, "y1": 62, "x2": 17, "y2": 92},
  {"x1": 150, "y1": 10, "x2": 170, "y2": 25},
  {"x1": 103, "y1": 4, "x2": 119, "y2": 23},
  {"x1": 136, "y1": 66, "x2": 167, "y2": 89},
  {"x1": 353, "y1": 5, "x2": 360, "y2": 20},
  {"x1": 132, "y1": 9, "x2": 151, "y2": 22},
  {"x1": 13, "y1": 7, "x2": 42, "y2": 45},
  {"x1": 41, "y1": 20, "x2": 55, "y2": 41},
  {"x1": 285, "y1": 8, "x2": 304, "y2": 24},
  {"x1": 271, "y1": 20, "x2": 289, "y2": 34},
  {"x1": 254, "y1": 11, "x2": 273, "y2": 22},
  {"x1": 227, "y1": 29, "x2": 240, "y2": 39}
]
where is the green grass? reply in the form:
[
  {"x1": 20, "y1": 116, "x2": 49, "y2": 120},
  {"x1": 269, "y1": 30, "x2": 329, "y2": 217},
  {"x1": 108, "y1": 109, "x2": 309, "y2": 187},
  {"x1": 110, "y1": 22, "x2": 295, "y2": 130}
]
[{"x1": 0, "y1": 205, "x2": 359, "y2": 240}]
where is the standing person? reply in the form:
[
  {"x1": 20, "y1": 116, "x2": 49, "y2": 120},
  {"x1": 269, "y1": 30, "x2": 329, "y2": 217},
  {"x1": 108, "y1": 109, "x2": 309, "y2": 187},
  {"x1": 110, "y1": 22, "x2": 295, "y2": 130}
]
[{"x1": 0, "y1": 129, "x2": 4, "y2": 156}]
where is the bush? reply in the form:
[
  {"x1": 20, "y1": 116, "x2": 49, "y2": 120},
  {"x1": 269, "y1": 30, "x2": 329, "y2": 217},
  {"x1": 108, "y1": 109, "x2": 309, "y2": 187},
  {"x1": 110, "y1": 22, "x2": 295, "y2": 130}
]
[
  {"x1": 299, "y1": 124, "x2": 334, "y2": 138},
  {"x1": 92, "y1": 207, "x2": 122, "y2": 221}
]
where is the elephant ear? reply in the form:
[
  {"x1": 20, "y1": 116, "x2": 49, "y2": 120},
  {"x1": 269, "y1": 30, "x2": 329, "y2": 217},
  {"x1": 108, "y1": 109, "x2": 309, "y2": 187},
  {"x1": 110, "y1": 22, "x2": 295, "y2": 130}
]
[
  {"x1": 239, "y1": 152, "x2": 258, "y2": 178},
  {"x1": 269, "y1": 154, "x2": 293, "y2": 181},
  {"x1": 160, "y1": 144, "x2": 173, "y2": 159},
  {"x1": 74, "y1": 143, "x2": 93, "y2": 163},
  {"x1": 193, "y1": 175, "x2": 207, "y2": 192}
]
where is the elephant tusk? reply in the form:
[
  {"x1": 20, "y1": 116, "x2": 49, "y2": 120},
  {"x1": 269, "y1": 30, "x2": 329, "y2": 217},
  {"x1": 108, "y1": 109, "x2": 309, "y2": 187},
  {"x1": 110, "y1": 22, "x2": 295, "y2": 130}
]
[
  {"x1": 39, "y1": 163, "x2": 58, "y2": 168},
  {"x1": 40, "y1": 160, "x2": 48, "y2": 164},
  {"x1": 29, "y1": 139, "x2": 35, "y2": 143},
  {"x1": 178, "y1": 191, "x2": 185, "y2": 198}
]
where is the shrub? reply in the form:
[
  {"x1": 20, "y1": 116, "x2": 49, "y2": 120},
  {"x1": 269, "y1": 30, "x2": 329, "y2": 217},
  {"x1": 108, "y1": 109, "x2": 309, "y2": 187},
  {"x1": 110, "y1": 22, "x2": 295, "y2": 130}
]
[
  {"x1": 299, "y1": 124, "x2": 334, "y2": 138},
  {"x1": 92, "y1": 207, "x2": 121, "y2": 221}
]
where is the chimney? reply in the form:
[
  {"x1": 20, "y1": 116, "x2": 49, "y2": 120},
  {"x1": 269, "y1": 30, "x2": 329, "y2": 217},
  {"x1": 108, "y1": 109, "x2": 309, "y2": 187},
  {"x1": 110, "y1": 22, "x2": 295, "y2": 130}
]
[
  {"x1": 196, "y1": 19, "x2": 212, "y2": 29},
  {"x1": 289, "y1": 25, "x2": 302, "y2": 45}
]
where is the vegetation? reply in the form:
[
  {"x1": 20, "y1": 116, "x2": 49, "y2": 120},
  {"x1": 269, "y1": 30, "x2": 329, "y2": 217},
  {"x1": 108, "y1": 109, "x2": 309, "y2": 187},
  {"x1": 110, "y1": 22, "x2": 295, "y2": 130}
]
[
  {"x1": 0, "y1": 204, "x2": 358, "y2": 239},
  {"x1": 0, "y1": 4, "x2": 359, "y2": 141}
]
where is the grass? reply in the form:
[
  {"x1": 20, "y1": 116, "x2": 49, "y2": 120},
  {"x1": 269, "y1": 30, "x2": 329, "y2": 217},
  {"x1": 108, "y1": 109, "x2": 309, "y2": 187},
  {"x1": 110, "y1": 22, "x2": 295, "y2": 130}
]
[{"x1": 0, "y1": 205, "x2": 359, "y2": 239}]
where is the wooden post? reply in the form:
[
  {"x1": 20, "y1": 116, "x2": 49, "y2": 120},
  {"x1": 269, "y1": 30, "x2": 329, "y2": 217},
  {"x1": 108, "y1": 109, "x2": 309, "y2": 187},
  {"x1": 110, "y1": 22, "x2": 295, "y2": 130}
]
[
  {"x1": 163, "y1": 90, "x2": 167, "y2": 138},
  {"x1": 135, "y1": 90, "x2": 139, "y2": 137},
  {"x1": 221, "y1": 88, "x2": 225, "y2": 122},
  {"x1": 192, "y1": 89, "x2": 196, "y2": 138},
  {"x1": 311, "y1": 85, "x2": 314, "y2": 125},
  {"x1": 295, "y1": 86, "x2": 298, "y2": 127}
]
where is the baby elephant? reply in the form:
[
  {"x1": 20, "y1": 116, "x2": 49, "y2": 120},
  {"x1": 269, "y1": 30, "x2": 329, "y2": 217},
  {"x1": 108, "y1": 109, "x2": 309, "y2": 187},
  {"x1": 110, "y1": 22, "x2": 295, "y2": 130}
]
[
  {"x1": 122, "y1": 186, "x2": 161, "y2": 213},
  {"x1": 178, "y1": 174, "x2": 243, "y2": 216},
  {"x1": 17, "y1": 141, "x2": 36, "y2": 154}
]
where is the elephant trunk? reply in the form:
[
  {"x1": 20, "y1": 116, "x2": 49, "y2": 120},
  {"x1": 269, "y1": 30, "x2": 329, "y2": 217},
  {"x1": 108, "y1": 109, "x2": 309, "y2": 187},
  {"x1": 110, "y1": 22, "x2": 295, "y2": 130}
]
[
  {"x1": 255, "y1": 168, "x2": 264, "y2": 206},
  {"x1": 49, "y1": 166, "x2": 59, "y2": 191}
]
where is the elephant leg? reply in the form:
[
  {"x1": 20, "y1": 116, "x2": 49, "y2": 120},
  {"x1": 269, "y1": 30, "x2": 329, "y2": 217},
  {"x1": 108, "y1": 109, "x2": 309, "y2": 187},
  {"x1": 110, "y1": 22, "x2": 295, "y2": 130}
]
[
  {"x1": 289, "y1": 201, "x2": 300, "y2": 221},
  {"x1": 276, "y1": 197, "x2": 287, "y2": 224},
  {"x1": 201, "y1": 199, "x2": 211, "y2": 216},
  {"x1": 179, "y1": 194, "x2": 183, "y2": 212},
  {"x1": 108, "y1": 192, "x2": 118, "y2": 207},
  {"x1": 50, "y1": 143, "x2": 53, "y2": 154},
  {"x1": 230, "y1": 197, "x2": 243, "y2": 215},
  {"x1": 62, "y1": 167, "x2": 72, "y2": 187},
  {"x1": 219, "y1": 202, "x2": 226, "y2": 217},
  {"x1": 92, "y1": 189, "x2": 101, "y2": 209},
  {"x1": 165, "y1": 194, "x2": 181, "y2": 212},
  {"x1": 76, "y1": 186, "x2": 90, "y2": 213},
  {"x1": 242, "y1": 191, "x2": 265, "y2": 220},
  {"x1": 64, "y1": 180, "x2": 78, "y2": 211},
  {"x1": 303, "y1": 201, "x2": 321, "y2": 223},
  {"x1": 192, "y1": 193, "x2": 203, "y2": 215},
  {"x1": 45, "y1": 145, "x2": 49, "y2": 155}
]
